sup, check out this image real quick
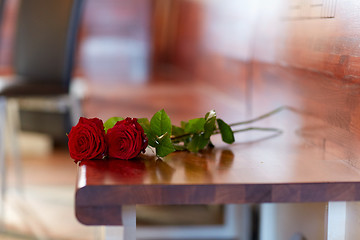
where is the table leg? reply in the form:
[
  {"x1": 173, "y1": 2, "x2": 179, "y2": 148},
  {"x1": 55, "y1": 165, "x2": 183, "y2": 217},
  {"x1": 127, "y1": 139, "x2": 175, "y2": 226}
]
[
  {"x1": 122, "y1": 205, "x2": 136, "y2": 239},
  {"x1": 0, "y1": 97, "x2": 6, "y2": 227},
  {"x1": 7, "y1": 99, "x2": 23, "y2": 195},
  {"x1": 326, "y1": 201, "x2": 346, "y2": 240},
  {"x1": 104, "y1": 205, "x2": 136, "y2": 240}
]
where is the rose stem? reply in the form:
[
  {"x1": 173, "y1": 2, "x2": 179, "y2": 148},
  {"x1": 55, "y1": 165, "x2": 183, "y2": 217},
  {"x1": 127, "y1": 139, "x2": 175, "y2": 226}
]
[
  {"x1": 228, "y1": 106, "x2": 286, "y2": 127},
  {"x1": 171, "y1": 127, "x2": 282, "y2": 140},
  {"x1": 214, "y1": 127, "x2": 283, "y2": 135},
  {"x1": 170, "y1": 106, "x2": 286, "y2": 141}
]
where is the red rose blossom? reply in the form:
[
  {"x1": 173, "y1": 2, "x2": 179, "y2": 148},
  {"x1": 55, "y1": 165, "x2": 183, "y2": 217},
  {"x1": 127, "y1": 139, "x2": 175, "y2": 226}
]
[
  {"x1": 106, "y1": 117, "x2": 148, "y2": 160},
  {"x1": 68, "y1": 117, "x2": 107, "y2": 163}
]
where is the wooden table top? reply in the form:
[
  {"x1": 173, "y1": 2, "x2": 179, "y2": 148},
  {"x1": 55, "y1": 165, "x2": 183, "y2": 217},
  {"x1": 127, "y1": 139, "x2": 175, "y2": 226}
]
[
  {"x1": 76, "y1": 83, "x2": 360, "y2": 225},
  {"x1": 76, "y1": 109, "x2": 360, "y2": 208}
]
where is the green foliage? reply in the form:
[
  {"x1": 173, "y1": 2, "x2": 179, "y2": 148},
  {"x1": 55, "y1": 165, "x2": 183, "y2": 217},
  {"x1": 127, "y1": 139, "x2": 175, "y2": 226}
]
[
  {"x1": 168, "y1": 110, "x2": 232, "y2": 154},
  {"x1": 172, "y1": 125, "x2": 185, "y2": 136},
  {"x1": 155, "y1": 133, "x2": 175, "y2": 157},
  {"x1": 104, "y1": 109, "x2": 238, "y2": 158},
  {"x1": 104, "y1": 117, "x2": 124, "y2": 133},
  {"x1": 173, "y1": 144, "x2": 187, "y2": 151},
  {"x1": 186, "y1": 133, "x2": 209, "y2": 153},
  {"x1": 150, "y1": 109, "x2": 172, "y2": 137},
  {"x1": 217, "y1": 119, "x2": 235, "y2": 144},
  {"x1": 171, "y1": 125, "x2": 185, "y2": 143},
  {"x1": 180, "y1": 121, "x2": 187, "y2": 129},
  {"x1": 205, "y1": 110, "x2": 216, "y2": 120},
  {"x1": 184, "y1": 118, "x2": 205, "y2": 133},
  {"x1": 148, "y1": 109, "x2": 175, "y2": 157},
  {"x1": 203, "y1": 110, "x2": 217, "y2": 139},
  {"x1": 137, "y1": 118, "x2": 157, "y2": 147},
  {"x1": 137, "y1": 118, "x2": 150, "y2": 135}
]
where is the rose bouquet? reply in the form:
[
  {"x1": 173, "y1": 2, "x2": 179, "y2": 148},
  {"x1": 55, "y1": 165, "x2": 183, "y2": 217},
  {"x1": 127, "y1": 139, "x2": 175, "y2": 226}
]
[{"x1": 68, "y1": 108, "x2": 283, "y2": 163}]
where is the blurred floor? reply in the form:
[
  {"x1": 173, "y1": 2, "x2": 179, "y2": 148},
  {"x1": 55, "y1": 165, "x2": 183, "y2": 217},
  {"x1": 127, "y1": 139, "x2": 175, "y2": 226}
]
[
  {"x1": 0, "y1": 0, "x2": 151, "y2": 237},
  {"x1": 0, "y1": 0, "x2": 247, "y2": 238},
  {"x1": 1, "y1": 133, "x2": 101, "y2": 240},
  {"x1": 0, "y1": 81, "x2": 243, "y2": 240}
]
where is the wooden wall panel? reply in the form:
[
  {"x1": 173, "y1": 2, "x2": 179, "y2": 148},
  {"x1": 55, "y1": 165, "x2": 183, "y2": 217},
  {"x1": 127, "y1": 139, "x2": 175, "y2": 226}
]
[
  {"x1": 254, "y1": 0, "x2": 360, "y2": 79},
  {"x1": 155, "y1": 0, "x2": 258, "y2": 97},
  {"x1": 251, "y1": 0, "x2": 360, "y2": 169},
  {"x1": 78, "y1": 0, "x2": 153, "y2": 82},
  {"x1": 169, "y1": 0, "x2": 204, "y2": 74},
  {"x1": 151, "y1": 0, "x2": 360, "y2": 170},
  {"x1": 0, "y1": 0, "x2": 18, "y2": 70}
]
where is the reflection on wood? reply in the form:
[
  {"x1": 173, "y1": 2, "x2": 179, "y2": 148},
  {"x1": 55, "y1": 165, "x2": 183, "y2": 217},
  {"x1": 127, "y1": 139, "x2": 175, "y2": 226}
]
[
  {"x1": 76, "y1": 91, "x2": 360, "y2": 225},
  {"x1": 251, "y1": 0, "x2": 360, "y2": 171},
  {"x1": 71, "y1": 0, "x2": 360, "y2": 234}
]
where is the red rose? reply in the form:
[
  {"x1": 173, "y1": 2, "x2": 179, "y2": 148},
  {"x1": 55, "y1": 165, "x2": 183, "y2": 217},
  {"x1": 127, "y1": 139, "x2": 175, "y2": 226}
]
[
  {"x1": 68, "y1": 117, "x2": 107, "y2": 163},
  {"x1": 106, "y1": 118, "x2": 148, "y2": 160}
]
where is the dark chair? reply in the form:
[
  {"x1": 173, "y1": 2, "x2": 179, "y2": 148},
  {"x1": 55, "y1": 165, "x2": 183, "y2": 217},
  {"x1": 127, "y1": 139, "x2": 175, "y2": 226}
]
[
  {"x1": 2, "y1": 0, "x2": 84, "y2": 97},
  {"x1": 0, "y1": 0, "x2": 84, "y2": 220},
  {"x1": 0, "y1": 0, "x2": 4, "y2": 31},
  {"x1": 0, "y1": 0, "x2": 5, "y2": 226}
]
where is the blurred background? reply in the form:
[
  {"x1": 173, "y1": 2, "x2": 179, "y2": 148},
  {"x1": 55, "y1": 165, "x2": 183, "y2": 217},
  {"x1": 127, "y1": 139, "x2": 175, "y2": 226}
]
[
  {"x1": 0, "y1": 0, "x2": 256, "y2": 239},
  {"x1": 0, "y1": 0, "x2": 355, "y2": 239}
]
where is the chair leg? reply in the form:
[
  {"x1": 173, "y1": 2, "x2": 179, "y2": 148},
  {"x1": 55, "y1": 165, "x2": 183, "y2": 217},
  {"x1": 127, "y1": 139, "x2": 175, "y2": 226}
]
[
  {"x1": 6, "y1": 99, "x2": 23, "y2": 195},
  {"x1": 0, "y1": 97, "x2": 7, "y2": 226}
]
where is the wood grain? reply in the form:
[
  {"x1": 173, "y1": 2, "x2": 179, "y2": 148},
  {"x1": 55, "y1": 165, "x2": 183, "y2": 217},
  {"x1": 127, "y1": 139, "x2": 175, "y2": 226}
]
[
  {"x1": 76, "y1": 93, "x2": 360, "y2": 224},
  {"x1": 75, "y1": 0, "x2": 360, "y2": 227},
  {"x1": 250, "y1": 0, "x2": 360, "y2": 170}
]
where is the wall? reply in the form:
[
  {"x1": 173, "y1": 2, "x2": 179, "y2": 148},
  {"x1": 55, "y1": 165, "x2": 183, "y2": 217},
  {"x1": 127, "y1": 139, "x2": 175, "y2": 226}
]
[
  {"x1": 251, "y1": 1, "x2": 360, "y2": 239},
  {"x1": 161, "y1": 0, "x2": 360, "y2": 168},
  {"x1": 163, "y1": 0, "x2": 360, "y2": 238},
  {"x1": 79, "y1": 0, "x2": 152, "y2": 83},
  {"x1": 252, "y1": 0, "x2": 360, "y2": 168},
  {"x1": 153, "y1": 0, "x2": 258, "y2": 99}
]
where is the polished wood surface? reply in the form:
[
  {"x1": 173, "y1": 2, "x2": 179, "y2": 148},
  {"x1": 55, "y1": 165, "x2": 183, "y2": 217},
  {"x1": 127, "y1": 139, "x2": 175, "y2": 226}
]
[
  {"x1": 78, "y1": 108, "x2": 360, "y2": 187},
  {"x1": 75, "y1": 0, "x2": 360, "y2": 228},
  {"x1": 251, "y1": 0, "x2": 360, "y2": 170},
  {"x1": 76, "y1": 83, "x2": 360, "y2": 225}
]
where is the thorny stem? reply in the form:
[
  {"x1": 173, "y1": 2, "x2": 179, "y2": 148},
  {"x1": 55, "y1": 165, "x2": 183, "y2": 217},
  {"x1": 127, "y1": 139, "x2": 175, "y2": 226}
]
[
  {"x1": 214, "y1": 127, "x2": 282, "y2": 135},
  {"x1": 171, "y1": 132, "x2": 192, "y2": 140},
  {"x1": 228, "y1": 106, "x2": 286, "y2": 127},
  {"x1": 170, "y1": 106, "x2": 286, "y2": 140},
  {"x1": 171, "y1": 127, "x2": 282, "y2": 140}
]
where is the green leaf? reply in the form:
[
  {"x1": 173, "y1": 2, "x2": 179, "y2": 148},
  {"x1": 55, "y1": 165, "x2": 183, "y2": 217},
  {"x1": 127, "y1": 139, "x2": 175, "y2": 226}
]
[
  {"x1": 149, "y1": 109, "x2": 174, "y2": 156},
  {"x1": 205, "y1": 109, "x2": 216, "y2": 120},
  {"x1": 155, "y1": 135, "x2": 175, "y2": 157},
  {"x1": 204, "y1": 110, "x2": 217, "y2": 139},
  {"x1": 181, "y1": 121, "x2": 187, "y2": 129},
  {"x1": 147, "y1": 132, "x2": 157, "y2": 148},
  {"x1": 217, "y1": 119, "x2": 235, "y2": 144},
  {"x1": 186, "y1": 133, "x2": 209, "y2": 153},
  {"x1": 184, "y1": 118, "x2": 205, "y2": 133},
  {"x1": 137, "y1": 118, "x2": 150, "y2": 135},
  {"x1": 104, "y1": 117, "x2": 124, "y2": 133},
  {"x1": 173, "y1": 144, "x2": 187, "y2": 151},
  {"x1": 150, "y1": 109, "x2": 172, "y2": 137},
  {"x1": 137, "y1": 118, "x2": 157, "y2": 147},
  {"x1": 172, "y1": 125, "x2": 185, "y2": 137},
  {"x1": 157, "y1": 132, "x2": 169, "y2": 141}
]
